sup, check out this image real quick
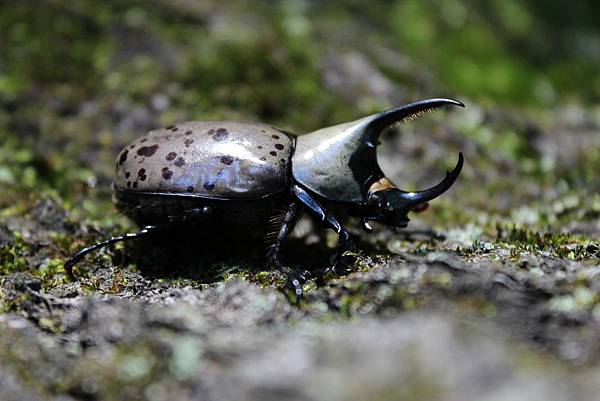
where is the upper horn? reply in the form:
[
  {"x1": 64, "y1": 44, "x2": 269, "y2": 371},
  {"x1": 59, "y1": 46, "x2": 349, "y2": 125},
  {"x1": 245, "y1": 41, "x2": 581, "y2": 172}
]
[{"x1": 362, "y1": 98, "x2": 465, "y2": 148}]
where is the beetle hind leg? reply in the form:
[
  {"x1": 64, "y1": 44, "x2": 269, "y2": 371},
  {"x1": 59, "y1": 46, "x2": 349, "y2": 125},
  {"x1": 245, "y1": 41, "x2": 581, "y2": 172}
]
[
  {"x1": 65, "y1": 206, "x2": 212, "y2": 279},
  {"x1": 64, "y1": 226, "x2": 157, "y2": 279}
]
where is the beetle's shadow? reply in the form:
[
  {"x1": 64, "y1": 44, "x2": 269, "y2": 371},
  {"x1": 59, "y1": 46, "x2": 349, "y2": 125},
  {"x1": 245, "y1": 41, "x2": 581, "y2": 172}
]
[
  {"x1": 123, "y1": 221, "x2": 439, "y2": 283},
  {"x1": 124, "y1": 225, "x2": 334, "y2": 283}
]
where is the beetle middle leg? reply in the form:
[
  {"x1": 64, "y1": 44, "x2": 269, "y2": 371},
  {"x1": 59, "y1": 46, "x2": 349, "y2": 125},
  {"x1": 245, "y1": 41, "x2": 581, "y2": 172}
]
[
  {"x1": 291, "y1": 185, "x2": 355, "y2": 275},
  {"x1": 64, "y1": 206, "x2": 212, "y2": 279},
  {"x1": 266, "y1": 201, "x2": 305, "y2": 296}
]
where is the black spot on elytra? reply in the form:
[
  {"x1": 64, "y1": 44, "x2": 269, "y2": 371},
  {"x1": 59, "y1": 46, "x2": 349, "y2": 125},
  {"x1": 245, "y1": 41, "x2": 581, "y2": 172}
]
[
  {"x1": 140, "y1": 138, "x2": 148, "y2": 143},
  {"x1": 280, "y1": 159, "x2": 286, "y2": 164},
  {"x1": 186, "y1": 186, "x2": 194, "y2": 193},
  {"x1": 270, "y1": 151, "x2": 277, "y2": 156},
  {"x1": 213, "y1": 128, "x2": 229, "y2": 141},
  {"x1": 125, "y1": 172, "x2": 130, "y2": 178},
  {"x1": 220, "y1": 155, "x2": 234, "y2": 165},
  {"x1": 126, "y1": 181, "x2": 131, "y2": 188},
  {"x1": 260, "y1": 157, "x2": 267, "y2": 161},
  {"x1": 184, "y1": 138, "x2": 194, "y2": 147},
  {"x1": 133, "y1": 181, "x2": 138, "y2": 189},
  {"x1": 207, "y1": 129, "x2": 215, "y2": 136},
  {"x1": 174, "y1": 157, "x2": 186, "y2": 167},
  {"x1": 275, "y1": 143, "x2": 284, "y2": 150},
  {"x1": 118, "y1": 150, "x2": 128, "y2": 165},
  {"x1": 171, "y1": 127, "x2": 179, "y2": 132},
  {"x1": 137, "y1": 144, "x2": 159, "y2": 157},
  {"x1": 166, "y1": 152, "x2": 177, "y2": 161},
  {"x1": 166, "y1": 125, "x2": 175, "y2": 130},
  {"x1": 271, "y1": 134, "x2": 280, "y2": 139},
  {"x1": 257, "y1": 145, "x2": 263, "y2": 149},
  {"x1": 138, "y1": 168, "x2": 147, "y2": 181},
  {"x1": 185, "y1": 130, "x2": 193, "y2": 135},
  {"x1": 161, "y1": 167, "x2": 173, "y2": 180},
  {"x1": 129, "y1": 144, "x2": 136, "y2": 149},
  {"x1": 203, "y1": 182, "x2": 215, "y2": 190}
]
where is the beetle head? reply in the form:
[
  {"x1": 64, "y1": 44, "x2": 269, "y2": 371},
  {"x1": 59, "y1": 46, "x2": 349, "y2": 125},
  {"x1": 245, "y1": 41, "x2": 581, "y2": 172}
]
[{"x1": 361, "y1": 153, "x2": 463, "y2": 232}]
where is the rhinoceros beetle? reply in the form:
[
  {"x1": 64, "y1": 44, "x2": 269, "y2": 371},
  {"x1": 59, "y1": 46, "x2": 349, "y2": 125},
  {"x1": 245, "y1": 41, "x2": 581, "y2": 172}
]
[{"x1": 65, "y1": 98, "x2": 464, "y2": 296}]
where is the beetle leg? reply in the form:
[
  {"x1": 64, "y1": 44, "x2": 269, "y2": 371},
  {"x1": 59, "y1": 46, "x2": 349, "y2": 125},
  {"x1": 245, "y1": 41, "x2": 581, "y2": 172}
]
[
  {"x1": 64, "y1": 225, "x2": 158, "y2": 279},
  {"x1": 291, "y1": 185, "x2": 355, "y2": 275},
  {"x1": 64, "y1": 206, "x2": 212, "y2": 279},
  {"x1": 266, "y1": 202, "x2": 301, "y2": 267},
  {"x1": 266, "y1": 202, "x2": 305, "y2": 297}
]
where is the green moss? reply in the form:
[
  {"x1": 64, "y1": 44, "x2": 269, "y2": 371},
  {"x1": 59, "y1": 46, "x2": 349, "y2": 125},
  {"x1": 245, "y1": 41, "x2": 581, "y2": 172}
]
[
  {"x1": 32, "y1": 258, "x2": 69, "y2": 288},
  {"x1": 0, "y1": 232, "x2": 29, "y2": 274},
  {"x1": 495, "y1": 224, "x2": 596, "y2": 260}
]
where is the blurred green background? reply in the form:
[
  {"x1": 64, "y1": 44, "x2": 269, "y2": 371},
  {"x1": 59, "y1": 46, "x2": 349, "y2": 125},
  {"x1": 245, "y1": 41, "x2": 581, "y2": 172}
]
[{"x1": 1, "y1": 0, "x2": 599, "y2": 228}]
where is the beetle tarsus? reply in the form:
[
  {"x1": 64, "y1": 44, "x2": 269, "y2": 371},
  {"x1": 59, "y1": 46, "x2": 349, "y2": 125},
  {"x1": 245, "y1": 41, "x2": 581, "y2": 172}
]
[
  {"x1": 64, "y1": 225, "x2": 157, "y2": 278},
  {"x1": 267, "y1": 252, "x2": 306, "y2": 298},
  {"x1": 286, "y1": 271, "x2": 306, "y2": 298}
]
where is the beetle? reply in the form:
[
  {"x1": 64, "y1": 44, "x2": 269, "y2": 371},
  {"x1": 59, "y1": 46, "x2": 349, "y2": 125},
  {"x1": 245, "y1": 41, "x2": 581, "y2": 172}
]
[{"x1": 65, "y1": 98, "x2": 464, "y2": 296}]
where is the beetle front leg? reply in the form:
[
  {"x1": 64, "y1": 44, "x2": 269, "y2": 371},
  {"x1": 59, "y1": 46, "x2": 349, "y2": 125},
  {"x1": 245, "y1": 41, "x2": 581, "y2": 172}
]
[{"x1": 291, "y1": 185, "x2": 355, "y2": 275}]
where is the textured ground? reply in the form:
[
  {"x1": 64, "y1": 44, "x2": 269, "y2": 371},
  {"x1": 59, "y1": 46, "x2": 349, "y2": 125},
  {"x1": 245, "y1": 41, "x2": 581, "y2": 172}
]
[{"x1": 1, "y1": 1, "x2": 600, "y2": 400}]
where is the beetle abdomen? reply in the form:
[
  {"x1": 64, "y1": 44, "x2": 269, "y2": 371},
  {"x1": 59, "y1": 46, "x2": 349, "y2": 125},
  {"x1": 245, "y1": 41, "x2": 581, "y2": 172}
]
[{"x1": 115, "y1": 122, "x2": 294, "y2": 199}]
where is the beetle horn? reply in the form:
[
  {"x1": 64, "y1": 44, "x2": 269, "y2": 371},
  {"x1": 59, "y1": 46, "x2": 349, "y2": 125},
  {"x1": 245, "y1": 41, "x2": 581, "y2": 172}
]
[
  {"x1": 293, "y1": 98, "x2": 465, "y2": 204},
  {"x1": 363, "y1": 98, "x2": 465, "y2": 147},
  {"x1": 396, "y1": 152, "x2": 464, "y2": 209}
]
